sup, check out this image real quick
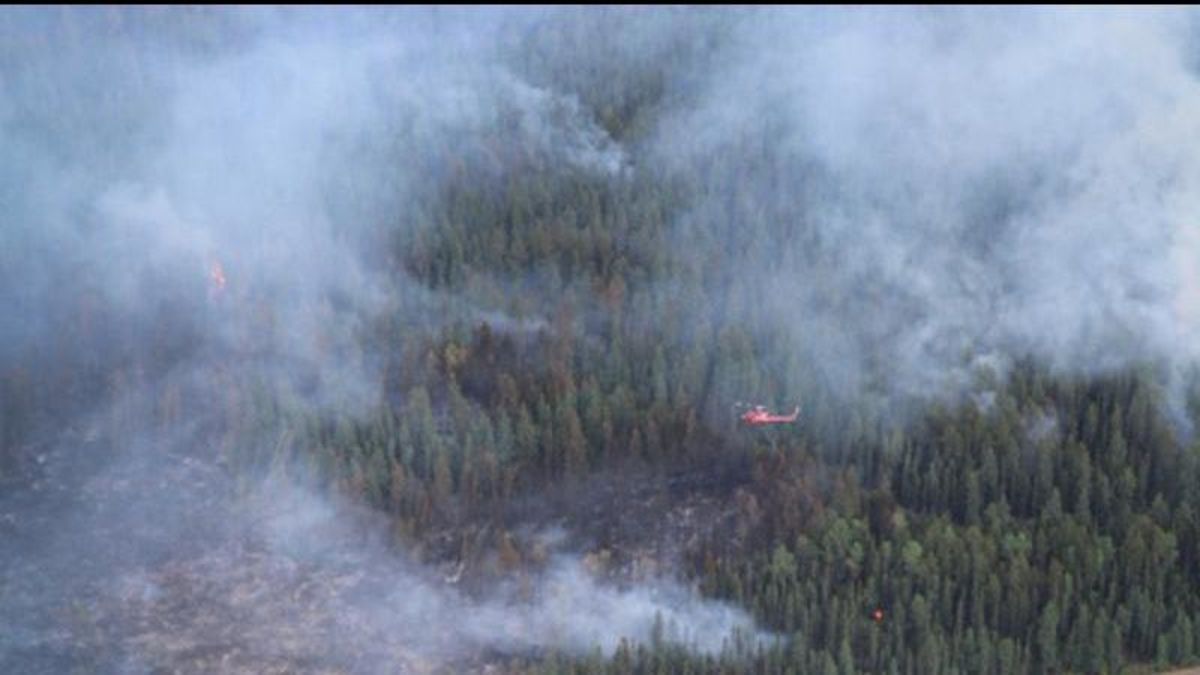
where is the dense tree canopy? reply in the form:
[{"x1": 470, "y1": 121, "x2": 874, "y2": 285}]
[{"x1": 6, "y1": 7, "x2": 1200, "y2": 674}]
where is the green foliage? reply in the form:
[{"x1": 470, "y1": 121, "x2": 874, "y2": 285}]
[{"x1": 9, "y1": 10, "x2": 1200, "y2": 673}]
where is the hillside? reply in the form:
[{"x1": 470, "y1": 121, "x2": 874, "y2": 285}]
[{"x1": 4, "y1": 7, "x2": 1200, "y2": 674}]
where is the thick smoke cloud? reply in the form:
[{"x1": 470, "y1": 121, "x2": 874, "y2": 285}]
[
  {"x1": 1, "y1": 7, "x2": 762, "y2": 673},
  {"x1": 12, "y1": 5, "x2": 1200, "y2": 672},
  {"x1": 2, "y1": 6, "x2": 626, "y2": 416},
  {"x1": 656, "y1": 7, "x2": 1200, "y2": 414}
]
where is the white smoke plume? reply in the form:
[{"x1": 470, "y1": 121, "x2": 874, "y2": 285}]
[
  {"x1": 654, "y1": 7, "x2": 1200, "y2": 417},
  {"x1": 0, "y1": 8, "x2": 767, "y2": 673}
]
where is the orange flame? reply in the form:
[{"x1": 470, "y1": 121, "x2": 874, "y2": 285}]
[{"x1": 209, "y1": 261, "x2": 227, "y2": 294}]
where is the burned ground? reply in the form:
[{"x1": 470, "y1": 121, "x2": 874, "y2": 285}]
[{"x1": 0, "y1": 422, "x2": 761, "y2": 674}]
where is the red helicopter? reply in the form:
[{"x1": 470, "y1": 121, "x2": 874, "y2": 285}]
[{"x1": 737, "y1": 403, "x2": 801, "y2": 426}]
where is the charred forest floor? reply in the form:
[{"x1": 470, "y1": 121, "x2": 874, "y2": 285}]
[{"x1": 0, "y1": 425, "x2": 760, "y2": 674}]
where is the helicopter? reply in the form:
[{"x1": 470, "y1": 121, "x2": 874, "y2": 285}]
[{"x1": 736, "y1": 402, "x2": 801, "y2": 426}]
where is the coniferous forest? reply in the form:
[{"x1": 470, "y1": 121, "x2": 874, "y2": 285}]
[{"x1": 5, "y1": 7, "x2": 1200, "y2": 674}]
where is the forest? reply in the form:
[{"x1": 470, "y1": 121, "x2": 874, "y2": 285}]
[{"x1": 5, "y1": 7, "x2": 1200, "y2": 674}]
